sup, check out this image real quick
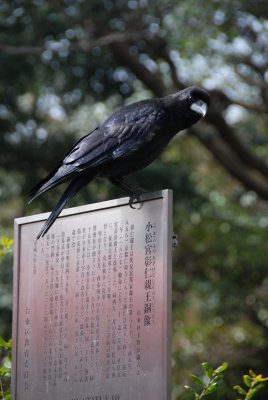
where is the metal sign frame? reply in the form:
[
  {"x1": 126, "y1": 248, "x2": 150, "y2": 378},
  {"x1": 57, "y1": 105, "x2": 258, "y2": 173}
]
[{"x1": 12, "y1": 190, "x2": 172, "y2": 400}]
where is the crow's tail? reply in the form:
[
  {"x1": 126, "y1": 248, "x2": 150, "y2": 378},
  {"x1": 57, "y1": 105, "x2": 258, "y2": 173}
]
[
  {"x1": 37, "y1": 176, "x2": 91, "y2": 239},
  {"x1": 28, "y1": 164, "x2": 78, "y2": 204}
]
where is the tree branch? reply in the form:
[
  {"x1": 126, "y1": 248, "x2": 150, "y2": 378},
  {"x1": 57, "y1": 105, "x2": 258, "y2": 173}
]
[
  {"x1": 192, "y1": 127, "x2": 268, "y2": 201},
  {"x1": 206, "y1": 108, "x2": 268, "y2": 179},
  {"x1": 0, "y1": 30, "x2": 154, "y2": 56},
  {"x1": 143, "y1": 35, "x2": 185, "y2": 92},
  {"x1": 160, "y1": 47, "x2": 185, "y2": 91},
  {"x1": 109, "y1": 41, "x2": 166, "y2": 97},
  {"x1": 210, "y1": 88, "x2": 268, "y2": 114},
  {"x1": 0, "y1": 43, "x2": 43, "y2": 55},
  {"x1": 200, "y1": 87, "x2": 268, "y2": 183}
]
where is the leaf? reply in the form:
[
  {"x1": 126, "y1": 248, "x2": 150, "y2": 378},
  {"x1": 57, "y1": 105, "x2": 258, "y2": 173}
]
[
  {"x1": 184, "y1": 385, "x2": 199, "y2": 399},
  {"x1": 7, "y1": 239, "x2": 14, "y2": 247},
  {"x1": 184, "y1": 385, "x2": 196, "y2": 394},
  {"x1": 0, "y1": 366, "x2": 11, "y2": 377},
  {"x1": 255, "y1": 374, "x2": 268, "y2": 382},
  {"x1": 233, "y1": 385, "x2": 247, "y2": 395},
  {"x1": 249, "y1": 370, "x2": 256, "y2": 378},
  {"x1": 243, "y1": 375, "x2": 252, "y2": 387},
  {"x1": 212, "y1": 373, "x2": 224, "y2": 383},
  {"x1": 191, "y1": 375, "x2": 204, "y2": 387},
  {"x1": 0, "y1": 336, "x2": 8, "y2": 348},
  {"x1": 215, "y1": 362, "x2": 228, "y2": 374},
  {"x1": 201, "y1": 362, "x2": 213, "y2": 379},
  {"x1": 1, "y1": 237, "x2": 14, "y2": 249},
  {"x1": 246, "y1": 384, "x2": 264, "y2": 400},
  {"x1": 204, "y1": 382, "x2": 218, "y2": 395},
  {"x1": 1, "y1": 237, "x2": 9, "y2": 247}
]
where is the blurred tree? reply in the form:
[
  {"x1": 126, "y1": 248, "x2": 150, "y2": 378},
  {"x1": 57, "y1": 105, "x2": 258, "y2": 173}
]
[{"x1": 0, "y1": 0, "x2": 267, "y2": 398}]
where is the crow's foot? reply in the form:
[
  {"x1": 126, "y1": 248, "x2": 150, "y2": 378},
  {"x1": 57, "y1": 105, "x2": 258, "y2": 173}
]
[
  {"x1": 129, "y1": 189, "x2": 145, "y2": 209},
  {"x1": 109, "y1": 177, "x2": 146, "y2": 208}
]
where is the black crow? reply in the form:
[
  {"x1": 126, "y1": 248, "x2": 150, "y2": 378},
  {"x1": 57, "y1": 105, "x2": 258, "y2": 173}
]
[{"x1": 30, "y1": 86, "x2": 210, "y2": 238}]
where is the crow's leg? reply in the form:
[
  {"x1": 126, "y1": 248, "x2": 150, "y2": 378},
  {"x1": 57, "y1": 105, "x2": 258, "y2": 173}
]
[
  {"x1": 109, "y1": 177, "x2": 145, "y2": 209},
  {"x1": 109, "y1": 177, "x2": 145, "y2": 195}
]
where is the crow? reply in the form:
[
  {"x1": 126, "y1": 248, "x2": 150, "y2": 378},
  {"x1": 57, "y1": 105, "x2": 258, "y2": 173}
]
[{"x1": 29, "y1": 86, "x2": 210, "y2": 239}]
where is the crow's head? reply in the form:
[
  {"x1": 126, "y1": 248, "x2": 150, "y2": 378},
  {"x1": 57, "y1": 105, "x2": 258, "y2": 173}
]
[{"x1": 168, "y1": 86, "x2": 210, "y2": 130}]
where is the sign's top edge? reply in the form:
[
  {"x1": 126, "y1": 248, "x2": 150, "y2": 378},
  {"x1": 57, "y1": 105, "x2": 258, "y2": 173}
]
[{"x1": 15, "y1": 189, "x2": 172, "y2": 226}]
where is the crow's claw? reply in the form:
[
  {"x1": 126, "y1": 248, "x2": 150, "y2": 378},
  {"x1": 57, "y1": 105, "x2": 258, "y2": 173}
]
[{"x1": 129, "y1": 190, "x2": 145, "y2": 209}]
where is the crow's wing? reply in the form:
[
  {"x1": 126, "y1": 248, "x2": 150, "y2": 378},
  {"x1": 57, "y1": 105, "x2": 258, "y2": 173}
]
[{"x1": 63, "y1": 104, "x2": 167, "y2": 170}]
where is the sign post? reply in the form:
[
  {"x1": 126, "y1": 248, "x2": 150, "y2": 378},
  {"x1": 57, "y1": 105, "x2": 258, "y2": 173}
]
[{"x1": 12, "y1": 190, "x2": 173, "y2": 400}]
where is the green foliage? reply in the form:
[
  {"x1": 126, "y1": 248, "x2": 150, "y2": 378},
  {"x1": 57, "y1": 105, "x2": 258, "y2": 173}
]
[
  {"x1": 0, "y1": 238, "x2": 13, "y2": 338},
  {"x1": 233, "y1": 370, "x2": 268, "y2": 400},
  {"x1": 185, "y1": 363, "x2": 268, "y2": 400},
  {"x1": 0, "y1": 242, "x2": 12, "y2": 399},
  {"x1": 184, "y1": 362, "x2": 228, "y2": 399},
  {"x1": 0, "y1": 336, "x2": 11, "y2": 400},
  {"x1": 0, "y1": 239, "x2": 13, "y2": 260}
]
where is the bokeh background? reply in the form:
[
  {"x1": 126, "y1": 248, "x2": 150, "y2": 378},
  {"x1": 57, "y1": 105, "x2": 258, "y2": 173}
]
[{"x1": 0, "y1": 0, "x2": 268, "y2": 398}]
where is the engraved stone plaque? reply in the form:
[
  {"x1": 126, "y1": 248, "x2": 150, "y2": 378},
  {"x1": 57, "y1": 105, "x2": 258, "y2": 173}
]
[{"x1": 12, "y1": 190, "x2": 172, "y2": 400}]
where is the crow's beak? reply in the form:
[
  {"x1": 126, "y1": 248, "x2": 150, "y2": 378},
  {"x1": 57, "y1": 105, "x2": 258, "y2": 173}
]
[{"x1": 190, "y1": 100, "x2": 208, "y2": 117}]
